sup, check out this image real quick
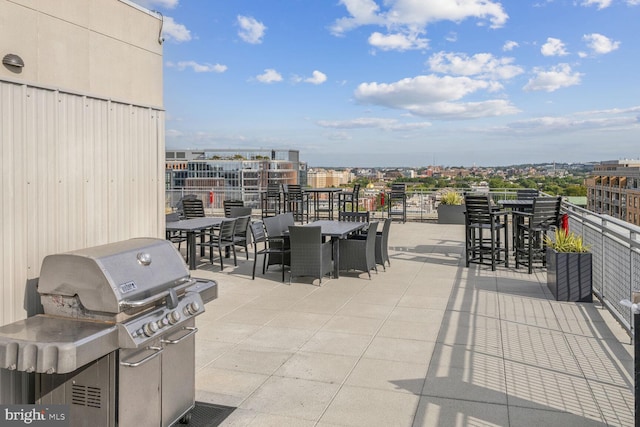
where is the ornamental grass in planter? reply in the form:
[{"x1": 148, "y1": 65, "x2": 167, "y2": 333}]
[
  {"x1": 437, "y1": 191, "x2": 465, "y2": 224},
  {"x1": 544, "y1": 229, "x2": 592, "y2": 302}
]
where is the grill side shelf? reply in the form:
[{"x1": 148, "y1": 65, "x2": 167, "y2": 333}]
[{"x1": 0, "y1": 315, "x2": 118, "y2": 374}]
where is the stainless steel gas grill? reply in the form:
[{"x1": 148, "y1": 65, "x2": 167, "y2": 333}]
[{"x1": 0, "y1": 238, "x2": 217, "y2": 426}]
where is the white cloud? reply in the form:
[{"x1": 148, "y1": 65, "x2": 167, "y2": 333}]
[
  {"x1": 305, "y1": 71, "x2": 328, "y2": 85},
  {"x1": 131, "y1": 0, "x2": 179, "y2": 9},
  {"x1": 368, "y1": 31, "x2": 429, "y2": 51},
  {"x1": 255, "y1": 69, "x2": 283, "y2": 83},
  {"x1": 317, "y1": 117, "x2": 431, "y2": 130},
  {"x1": 504, "y1": 106, "x2": 640, "y2": 134},
  {"x1": 162, "y1": 16, "x2": 191, "y2": 43},
  {"x1": 166, "y1": 61, "x2": 227, "y2": 73},
  {"x1": 541, "y1": 37, "x2": 568, "y2": 56},
  {"x1": 354, "y1": 74, "x2": 519, "y2": 119},
  {"x1": 523, "y1": 64, "x2": 582, "y2": 92},
  {"x1": 581, "y1": 0, "x2": 612, "y2": 9},
  {"x1": 503, "y1": 40, "x2": 519, "y2": 51},
  {"x1": 237, "y1": 16, "x2": 267, "y2": 44},
  {"x1": 583, "y1": 33, "x2": 620, "y2": 55},
  {"x1": 428, "y1": 52, "x2": 524, "y2": 80},
  {"x1": 331, "y1": 0, "x2": 508, "y2": 36}
]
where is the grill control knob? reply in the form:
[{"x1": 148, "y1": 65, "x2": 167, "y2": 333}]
[
  {"x1": 143, "y1": 321, "x2": 159, "y2": 337},
  {"x1": 167, "y1": 310, "x2": 181, "y2": 324},
  {"x1": 157, "y1": 318, "x2": 169, "y2": 329},
  {"x1": 185, "y1": 302, "x2": 200, "y2": 316}
]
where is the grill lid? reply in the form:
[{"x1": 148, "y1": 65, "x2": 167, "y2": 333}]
[{"x1": 38, "y1": 238, "x2": 189, "y2": 314}]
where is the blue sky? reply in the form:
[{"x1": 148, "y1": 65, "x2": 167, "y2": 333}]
[{"x1": 131, "y1": 0, "x2": 640, "y2": 167}]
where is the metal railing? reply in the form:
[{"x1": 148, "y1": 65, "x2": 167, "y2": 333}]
[{"x1": 166, "y1": 187, "x2": 639, "y2": 334}]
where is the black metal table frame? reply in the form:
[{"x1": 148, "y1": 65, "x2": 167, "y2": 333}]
[{"x1": 166, "y1": 217, "x2": 226, "y2": 270}]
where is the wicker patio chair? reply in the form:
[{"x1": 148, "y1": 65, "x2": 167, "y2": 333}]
[
  {"x1": 338, "y1": 221, "x2": 379, "y2": 279},
  {"x1": 263, "y1": 213, "x2": 293, "y2": 273},
  {"x1": 224, "y1": 200, "x2": 245, "y2": 218},
  {"x1": 288, "y1": 225, "x2": 333, "y2": 285},
  {"x1": 349, "y1": 217, "x2": 391, "y2": 271},
  {"x1": 250, "y1": 220, "x2": 290, "y2": 282}
]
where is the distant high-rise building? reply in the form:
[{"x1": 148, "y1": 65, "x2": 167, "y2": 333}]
[
  {"x1": 166, "y1": 149, "x2": 304, "y2": 202},
  {"x1": 585, "y1": 159, "x2": 640, "y2": 226}
]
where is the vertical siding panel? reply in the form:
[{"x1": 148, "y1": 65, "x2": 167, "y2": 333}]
[{"x1": 2, "y1": 81, "x2": 164, "y2": 326}]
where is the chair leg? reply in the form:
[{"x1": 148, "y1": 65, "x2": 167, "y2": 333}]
[{"x1": 252, "y1": 253, "x2": 258, "y2": 279}]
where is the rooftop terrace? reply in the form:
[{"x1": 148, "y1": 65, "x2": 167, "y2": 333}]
[{"x1": 189, "y1": 221, "x2": 633, "y2": 426}]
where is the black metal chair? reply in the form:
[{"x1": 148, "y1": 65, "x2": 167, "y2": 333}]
[
  {"x1": 387, "y1": 183, "x2": 407, "y2": 222},
  {"x1": 230, "y1": 215, "x2": 251, "y2": 260},
  {"x1": 250, "y1": 220, "x2": 290, "y2": 282},
  {"x1": 288, "y1": 225, "x2": 333, "y2": 285},
  {"x1": 261, "y1": 183, "x2": 282, "y2": 218},
  {"x1": 464, "y1": 194, "x2": 509, "y2": 271},
  {"x1": 338, "y1": 211, "x2": 369, "y2": 223},
  {"x1": 513, "y1": 196, "x2": 562, "y2": 274},
  {"x1": 283, "y1": 184, "x2": 309, "y2": 223},
  {"x1": 165, "y1": 212, "x2": 186, "y2": 252},
  {"x1": 181, "y1": 198, "x2": 206, "y2": 219},
  {"x1": 198, "y1": 218, "x2": 237, "y2": 270},
  {"x1": 338, "y1": 221, "x2": 379, "y2": 278},
  {"x1": 338, "y1": 184, "x2": 360, "y2": 212}
]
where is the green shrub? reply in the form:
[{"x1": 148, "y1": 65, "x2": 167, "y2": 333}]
[
  {"x1": 544, "y1": 229, "x2": 590, "y2": 253},
  {"x1": 440, "y1": 191, "x2": 463, "y2": 205}
]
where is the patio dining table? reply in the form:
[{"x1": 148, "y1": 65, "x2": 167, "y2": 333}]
[
  {"x1": 302, "y1": 220, "x2": 366, "y2": 278},
  {"x1": 166, "y1": 217, "x2": 226, "y2": 270}
]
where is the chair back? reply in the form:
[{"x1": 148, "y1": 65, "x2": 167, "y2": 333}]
[
  {"x1": 224, "y1": 200, "x2": 245, "y2": 217},
  {"x1": 530, "y1": 196, "x2": 562, "y2": 229},
  {"x1": 289, "y1": 225, "x2": 322, "y2": 246},
  {"x1": 380, "y1": 217, "x2": 392, "y2": 240},
  {"x1": 390, "y1": 183, "x2": 406, "y2": 194},
  {"x1": 517, "y1": 189, "x2": 539, "y2": 200},
  {"x1": 218, "y1": 219, "x2": 236, "y2": 242},
  {"x1": 166, "y1": 212, "x2": 180, "y2": 223},
  {"x1": 464, "y1": 194, "x2": 493, "y2": 225},
  {"x1": 338, "y1": 211, "x2": 369, "y2": 223},
  {"x1": 229, "y1": 206, "x2": 252, "y2": 218},
  {"x1": 250, "y1": 220, "x2": 267, "y2": 244},
  {"x1": 365, "y1": 221, "x2": 379, "y2": 252},
  {"x1": 266, "y1": 182, "x2": 282, "y2": 197},
  {"x1": 182, "y1": 198, "x2": 205, "y2": 219},
  {"x1": 233, "y1": 215, "x2": 251, "y2": 237},
  {"x1": 351, "y1": 183, "x2": 361, "y2": 197}
]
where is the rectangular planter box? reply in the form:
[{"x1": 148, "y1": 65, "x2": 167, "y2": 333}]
[
  {"x1": 546, "y1": 249, "x2": 592, "y2": 302},
  {"x1": 437, "y1": 205, "x2": 466, "y2": 224}
]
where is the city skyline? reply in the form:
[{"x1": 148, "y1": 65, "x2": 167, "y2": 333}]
[{"x1": 134, "y1": 0, "x2": 640, "y2": 167}]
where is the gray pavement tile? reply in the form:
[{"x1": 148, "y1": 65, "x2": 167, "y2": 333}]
[
  {"x1": 239, "y1": 376, "x2": 339, "y2": 421},
  {"x1": 412, "y1": 396, "x2": 509, "y2": 427},
  {"x1": 319, "y1": 385, "x2": 420, "y2": 427}
]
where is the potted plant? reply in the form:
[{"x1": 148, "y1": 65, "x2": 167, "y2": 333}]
[
  {"x1": 544, "y1": 229, "x2": 592, "y2": 302},
  {"x1": 437, "y1": 191, "x2": 465, "y2": 224}
]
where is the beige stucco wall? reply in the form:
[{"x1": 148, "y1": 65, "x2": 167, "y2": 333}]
[
  {"x1": 0, "y1": 0, "x2": 165, "y2": 329},
  {"x1": 0, "y1": 0, "x2": 163, "y2": 107}
]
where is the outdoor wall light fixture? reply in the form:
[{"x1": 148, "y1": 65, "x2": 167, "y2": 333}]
[{"x1": 2, "y1": 54, "x2": 24, "y2": 68}]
